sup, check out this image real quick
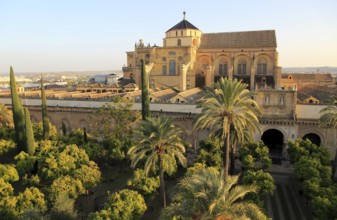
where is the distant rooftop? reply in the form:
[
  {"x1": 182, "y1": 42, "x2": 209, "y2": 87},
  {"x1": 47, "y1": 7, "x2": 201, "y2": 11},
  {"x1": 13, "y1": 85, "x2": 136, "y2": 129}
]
[{"x1": 282, "y1": 73, "x2": 333, "y2": 81}]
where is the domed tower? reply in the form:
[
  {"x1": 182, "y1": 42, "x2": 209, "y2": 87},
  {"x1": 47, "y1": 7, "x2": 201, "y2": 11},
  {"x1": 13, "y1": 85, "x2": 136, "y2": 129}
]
[{"x1": 163, "y1": 12, "x2": 202, "y2": 48}]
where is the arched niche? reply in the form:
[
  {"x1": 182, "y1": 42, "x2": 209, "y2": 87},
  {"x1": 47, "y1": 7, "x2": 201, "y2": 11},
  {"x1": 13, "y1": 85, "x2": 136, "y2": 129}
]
[{"x1": 261, "y1": 128, "x2": 285, "y2": 159}]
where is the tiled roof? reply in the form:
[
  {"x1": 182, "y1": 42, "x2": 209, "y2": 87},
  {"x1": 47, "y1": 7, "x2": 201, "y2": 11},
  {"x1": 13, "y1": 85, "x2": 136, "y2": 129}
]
[
  {"x1": 297, "y1": 85, "x2": 337, "y2": 103},
  {"x1": 283, "y1": 73, "x2": 333, "y2": 81},
  {"x1": 151, "y1": 89, "x2": 177, "y2": 99},
  {"x1": 123, "y1": 83, "x2": 138, "y2": 88},
  {"x1": 166, "y1": 19, "x2": 199, "y2": 32},
  {"x1": 199, "y1": 30, "x2": 276, "y2": 49},
  {"x1": 118, "y1": 78, "x2": 135, "y2": 87},
  {"x1": 297, "y1": 92, "x2": 311, "y2": 101},
  {"x1": 177, "y1": 87, "x2": 202, "y2": 98},
  {"x1": 107, "y1": 84, "x2": 119, "y2": 88}
]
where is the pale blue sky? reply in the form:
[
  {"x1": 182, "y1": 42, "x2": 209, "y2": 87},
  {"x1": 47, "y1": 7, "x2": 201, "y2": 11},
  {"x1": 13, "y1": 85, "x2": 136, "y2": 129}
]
[{"x1": 1, "y1": 0, "x2": 337, "y2": 72}]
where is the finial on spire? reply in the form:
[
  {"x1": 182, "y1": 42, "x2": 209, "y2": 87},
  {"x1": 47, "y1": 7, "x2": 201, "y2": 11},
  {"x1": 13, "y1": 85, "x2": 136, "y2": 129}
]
[{"x1": 183, "y1": 11, "x2": 186, "y2": 20}]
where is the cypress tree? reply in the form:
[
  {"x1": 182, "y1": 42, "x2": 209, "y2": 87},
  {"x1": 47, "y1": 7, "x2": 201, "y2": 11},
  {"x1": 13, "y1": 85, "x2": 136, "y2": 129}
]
[
  {"x1": 141, "y1": 59, "x2": 150, "y2": 120},
  {"x1": 9, "y1": 66, "x2": 25, "y2": 149},
  {"x1": 41, "y1": 75, "x2": 50, "y2": 139},
  {"x1": 24, "y1": 108, "x2": 35, "y2": 156}
]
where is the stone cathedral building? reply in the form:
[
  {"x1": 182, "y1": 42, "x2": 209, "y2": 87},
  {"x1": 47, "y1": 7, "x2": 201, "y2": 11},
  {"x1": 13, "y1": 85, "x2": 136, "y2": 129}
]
[
  {"x1": 122, "y1": 13, "x2": 337, "y2": 159},
  {"x1": 123, "y1": 12, "x2": 281, "y2": 92}
]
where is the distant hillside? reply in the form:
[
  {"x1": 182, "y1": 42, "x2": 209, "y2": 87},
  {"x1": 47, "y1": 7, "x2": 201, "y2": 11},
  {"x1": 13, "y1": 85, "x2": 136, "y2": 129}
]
[
  {"x1": 0, "y1": 70, "x2": 122, "y2": 77},
  {"x1": 282, "y1": 67, "x2": 337, "y2": 74}
]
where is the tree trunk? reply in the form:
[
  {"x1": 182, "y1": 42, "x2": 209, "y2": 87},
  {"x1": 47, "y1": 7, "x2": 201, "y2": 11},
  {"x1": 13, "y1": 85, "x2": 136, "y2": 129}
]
[
  {"x1": 223, "y1": 129, "x2": 230, "y2": 180},
  {"x1": 158, "y1": 154, "x2": 166, "y2": 207},
  {"x1": 230, "y1": 142, "x2": 236, "y2": 175}
]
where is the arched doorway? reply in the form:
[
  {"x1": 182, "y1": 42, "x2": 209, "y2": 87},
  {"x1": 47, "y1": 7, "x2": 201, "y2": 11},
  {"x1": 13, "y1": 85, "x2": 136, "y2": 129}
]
[
  {"x1": 303, "y1": 133, "x2": 321, "y2": 146},
  {"x1": 61, "y1": 119, "x2": 71, "y2": 135},
  {"x1": 195, "y1": 73, "x2": 205, "y2": 88},
  {"x1": 261, "y1": 129, "x2": 284, "y2": 159}
]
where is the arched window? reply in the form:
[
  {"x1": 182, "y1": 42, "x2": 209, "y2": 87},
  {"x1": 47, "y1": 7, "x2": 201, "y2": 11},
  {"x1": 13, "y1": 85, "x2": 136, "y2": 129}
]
[
  {"x1": 257, "y1": 58, "x2": 267, "y2": 75},
  {"x1": 238, "y1": 59, "x2": 246, "y2": 75},
  {"x1": 162, "y1": 57, "x2": 166, "y2": 62},
  {"x1": 162, "y1": 66, "x2": 167, "y2": 75},
  {"x1": 219, "y1": 60, "x2": 228, "y2": 76},
  {"x1": 177, "y1": 39, "x2": 181, "y2": 46},
  {"x1": 169, "y1": 60, "x2": 176, "y2": 75}
]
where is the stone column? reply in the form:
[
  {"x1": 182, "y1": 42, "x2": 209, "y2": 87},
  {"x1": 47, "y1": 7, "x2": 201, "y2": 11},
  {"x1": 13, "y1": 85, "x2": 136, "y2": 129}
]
[
  {"x1": 179, "y1": 64, "x2": 188, "y2": 92},
  {"x1": 275, "y1": 66, "x2": 282, "y2": 89},
  {"x1": 205, "y1": 65, "x2": 214, "y2": 87},
  {"x1": 230, "y1": 53, "x2": 235, "y2": 79},
  {"x1": 250, "y1": 66, "x2": 256, "y2": 90}
]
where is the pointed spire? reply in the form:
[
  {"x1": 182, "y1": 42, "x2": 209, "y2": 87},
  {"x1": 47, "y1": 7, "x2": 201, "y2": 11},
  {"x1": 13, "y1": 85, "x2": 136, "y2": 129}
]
[{"x1": 183, "y1": 11, "x2": 186, "y2": 20}]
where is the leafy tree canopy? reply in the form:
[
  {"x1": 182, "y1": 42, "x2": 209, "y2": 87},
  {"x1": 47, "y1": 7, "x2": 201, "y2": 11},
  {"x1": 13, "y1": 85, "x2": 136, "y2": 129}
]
[
  {"x1": 0, "y1": 178, "x2": 14, "y2": 198},
  {"x1": 239, "y1": 142, "x2": 272, "y2": 171},
  {"x1": 0, "y1": 139, "x2": 16, "y2": 156},
  {"x1": 127, "y1": 169, "x2": 160, "y2": 195},
  {"x1": 50, "y1": 175, "x2": 85, "y2": 201},
  {"x1": 0, "y1": 104, "x2": 13, "y2": 128},
  {"x1": 89, "y1": 189, "x2": 147, "y2": 220},
  {"x1": 16, "y1": 187, "x2": 47, "y2": 215},
  {"x1": 90, "y1": 97, "x2": 140, "y2": 142},
  {"x1": 0, "y1": 164, "x2": 19, "y2": 183},
  {"x1": 288, "y1": 139, "x2": 330, "y2": 165},
  {"x1": 33, "y1": 122, "x2": 57, "y2": 141},
  {"x1": 195, "y1": 137, "x2": 222, "y2": 169},
  {"x1": 242, "y1": 169, "x2": 276, "y2": 196}
]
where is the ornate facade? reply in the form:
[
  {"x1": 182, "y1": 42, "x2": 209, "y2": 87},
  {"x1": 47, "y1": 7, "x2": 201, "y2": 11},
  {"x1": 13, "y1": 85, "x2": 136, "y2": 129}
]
[{"x1": 123, "y1": 13, "x2": 281, "y2": 92}]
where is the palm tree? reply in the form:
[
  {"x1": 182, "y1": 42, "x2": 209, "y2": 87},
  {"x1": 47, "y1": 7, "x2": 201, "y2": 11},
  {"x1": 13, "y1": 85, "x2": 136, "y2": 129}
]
[
  {"x1": 161, "y1": 168, "x2": 268, "y2": 220},
  {"x1": 0, "y1": 104, "x2": 13, "y2": 128},
  {"x1": 229, "y1": 126, "x2": 255, "y2": 175},
  {"x1": 320, "y1": 95, "x2": 337, "y2": 128},
  {"x1": 128, "y1": 116, "x2": 187, "y2": 208},
  {"x1": 194, "y1": 77, "x2": 261, "y2": 179}
]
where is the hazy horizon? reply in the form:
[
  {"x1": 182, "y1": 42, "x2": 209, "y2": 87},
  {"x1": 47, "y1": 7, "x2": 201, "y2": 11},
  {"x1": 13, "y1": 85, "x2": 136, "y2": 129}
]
[{"x1": 1, "y1": 1, "x2": 337, "y2": 72}]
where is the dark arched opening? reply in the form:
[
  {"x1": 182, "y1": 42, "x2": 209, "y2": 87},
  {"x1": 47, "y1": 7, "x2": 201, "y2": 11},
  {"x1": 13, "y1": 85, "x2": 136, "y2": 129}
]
[
  {"x1": 303, "y1": 133, "x2": 321, "y2": 146},
  {"x1": 195, "y1": 73, "x2": 205, "y2": 88},
  {"x1": 261, "y1": 129, "x2": 284, "y2": 159}
]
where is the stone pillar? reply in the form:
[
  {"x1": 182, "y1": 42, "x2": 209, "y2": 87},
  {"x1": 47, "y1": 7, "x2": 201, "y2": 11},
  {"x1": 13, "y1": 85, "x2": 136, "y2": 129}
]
[
  {"x1": 228, "y1": 62, "x2": 234, "y2": 79},
  {"x1": 250, "y1": 66, "x2": 256, "y2": 90},
  {"x1": 179, "y1": 64, "x2": 188, "y2": 92},
  {"x1": 205, "y1": 65, "x2": 214, "y2": 87},
  {"x1": 229, "y1": 53, "x2": 235, "y2": 79},
  {"x1": 275, "y1": 66, "x2": 282, "y2": 89}
]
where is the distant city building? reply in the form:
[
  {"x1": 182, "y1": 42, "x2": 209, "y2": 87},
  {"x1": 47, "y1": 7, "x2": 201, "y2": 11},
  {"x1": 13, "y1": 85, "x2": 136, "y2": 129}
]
[
  {"x1": 106, "y1": 74, "x2": 120, "y2": 84},
  {"x1": 93, "y1": 73, "x2": 120, "y2": 84}
]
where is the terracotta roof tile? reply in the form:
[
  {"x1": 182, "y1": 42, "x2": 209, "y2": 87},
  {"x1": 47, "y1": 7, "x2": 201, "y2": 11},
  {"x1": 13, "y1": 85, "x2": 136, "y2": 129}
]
[
  {"x1": 283, "y1": 73, "x2": 333, "y2": 81},
  {"x1": 200, "y1": 30, "x2": 276, "y2": 49},
  {"x1": 297, "y1": 85, "x2": 337, "y2": 103}
]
